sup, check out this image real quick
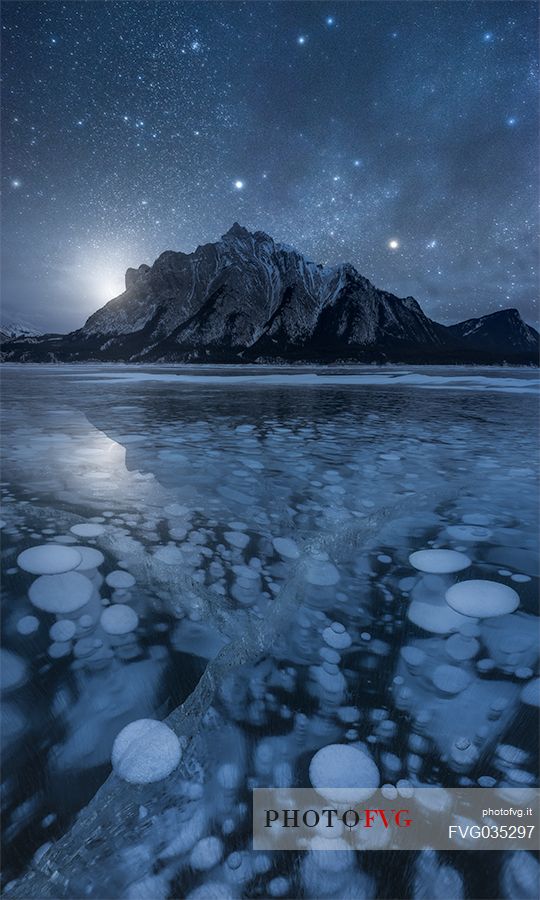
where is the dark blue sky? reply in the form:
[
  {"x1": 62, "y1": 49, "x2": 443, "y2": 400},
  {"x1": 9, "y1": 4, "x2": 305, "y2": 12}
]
[{"x1": 2, "y1": 1, "x2": 538, "y2": 332}]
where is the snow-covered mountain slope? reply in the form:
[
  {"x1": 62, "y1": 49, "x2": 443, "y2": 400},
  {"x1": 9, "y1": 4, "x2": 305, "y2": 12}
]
[
  {"x1": 0, "y1": 319, "x2": 42, "y2": 342},
  {"x1": 1, "y1": 225, "x2": 538, "y2": 364}
]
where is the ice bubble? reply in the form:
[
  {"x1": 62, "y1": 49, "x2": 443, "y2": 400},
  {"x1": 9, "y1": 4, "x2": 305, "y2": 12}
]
[
  {"x1": 409, "y1": 549, "x2": 471, "y2": 574},
  {"x1": 70, "y1": 523, "x2": 105, "y2": 537},
  {"x1": 112, "y1": 719, "x2": 182, "y2": 784},
  {"x1": 29, "y1": 572, "x2": 94, "y2": 614},
  {"x1": 268, "y1": 877, "x2": 290, "y2": 898},
  {"x1": 100, "y1": 604, "x2": 138, "y2": 635},
  {"x1": 322, "y1": 622, "x2": 351, "y2": 650},
  {"x1": 186, "y1": 885, "x2": 233, "y2": 900},
  {"x1": 73, "y1": 637, "x2": 103, "y2": 659},
  {"x1": 78, "y1": 614, "x2": 94, "y2": 629},
  {"x1": 462, "y1": 513, "x2": 492, "y2": 526},
  {"x1": 520, "y1": 678, "x2": 539, "y2": 707},
  {"x1": 154, "y1": 545, "x2": 184, "y2": 564},
  {"x1": 16, "y1": 615, "x2": 39, "y2": 636},
  {"x1": 309, "y1": 743, "x2": 379, "y2": 802},
  {"x1": 377, "y1": 554, "x2": 392, "y2": 564},
  {"x1": 224, "y1": 531, "x2": 250, "y2": 550},
  {"x1": 217, "y1": 763, "x2": 241, "y2": 790},
  {"x1": 17, "y1": 544, "x2": 82, "y2": 575},
  {"x1": 272, "y1": 537, "x2": 300, "y2": 560},
  {"x1": 48, "y1": 641, "x2": 72, "y2": 659},
  {"x1": 106, "y1": 570, "x2": 136, "y2": 589},
  {"x1": 446, "y1": 524, "x2": 492, "y2": 542},
  {"x1": 511, "y1": 574, "x2": 531, "y2": 584},
  {"x1": 190, "y1": 836, "x2": 223, "y2": 870},
  {"x1": 74, "y1": 547, "x2": 105, "y2": 572},
  {"x1": 432, "y1": 664, "x2": 471, "y2": 695},
  {"x1": 401, "y1": 646, "x2": 426, "y2": 672},
  {"x1": 49, "y1": 620, "x2": 76, "y2": 642},
  {"x1": 337, "y1": 706, "x2": 360, "y2": 724},
  {"x1": 0, "y1": 649, "x2": 28, "y2": 693},
  {"x1": 445, "y1": 580, "x2": 519, "y2": 618},
  {"x1": 445, "y1": 633, "x2": 479, "y2": 661},
  {"x1": 513, "y1": 666, "x2": 533, "y2": 680},
  {"x1": 305, "y1": 552, "x2": 340, "y2": 586},
  {"x1": 320, "y1": 647, "x2": 340, "y2": 664}
]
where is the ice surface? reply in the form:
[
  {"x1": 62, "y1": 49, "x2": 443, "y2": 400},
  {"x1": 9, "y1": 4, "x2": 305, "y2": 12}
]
[
  {"x1": 1, "y1": 365, "x2": 538, "y2": 900},
  {"x1": 74, "y1": 369, "x2": 540, "y2": 395}
]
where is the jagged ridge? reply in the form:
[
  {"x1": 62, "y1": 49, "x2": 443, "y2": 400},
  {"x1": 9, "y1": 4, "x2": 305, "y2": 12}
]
[{"x1": 1, "y1": 224, "x2": 538, "y2": 364}]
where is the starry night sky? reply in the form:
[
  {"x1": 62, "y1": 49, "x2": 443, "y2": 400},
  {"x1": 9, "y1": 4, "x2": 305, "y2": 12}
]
[{"x1": 2, "y1": 1, "x2": 538, "y2": 333}]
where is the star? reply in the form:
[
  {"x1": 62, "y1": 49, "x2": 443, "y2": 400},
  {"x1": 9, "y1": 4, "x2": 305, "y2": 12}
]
[
  {"x1": 11, "y1": 178, "x2": 21, "y2": 189},
  {"x1": 326, "y1": 17, "x2": 335, "y2": 27},
  {"x1": 297, "y1": 35, "x2": 306, "y2": 46},
  {"x1": 234, "y1": 180, "x2": 244, "y2": 190},
  {"x1": 506, "y1": 116, "x2": 517, "y2": 127},
  {"x1": 388, "y1": 239, "x2": 400, "y2": 250}
]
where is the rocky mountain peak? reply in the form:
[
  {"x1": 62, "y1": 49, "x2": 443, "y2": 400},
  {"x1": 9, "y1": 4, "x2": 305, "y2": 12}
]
[
  {"x1": 1, "y1": 225, "x2": 537, "y2": 364},
  {"x1": 222, "y1": 222, "x2": 252, "y2": 240}
]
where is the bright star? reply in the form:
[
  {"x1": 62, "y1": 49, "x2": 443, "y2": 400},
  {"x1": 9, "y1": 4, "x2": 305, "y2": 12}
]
[
  {"x1": 234, "y1": 180, "x2": 244, "y2": 190},
  {"x1": 11, "y1": 178, "x2": 21, "y2": 189},
  {"x1": 388, "y1": 239, "x2": 400, "y2": 250},
  {"x1": 297, "y1": 35, "x2": 306, "y2": 45},
  {"x1": 482, "y1": 31, "x2": 494, "y2": 42},
  {"x1": 506, "y1": 116, "x2": 517, "y2": 127},
  {"x1": 326, "y1": 17, "x2": 335, "y2": 27}
]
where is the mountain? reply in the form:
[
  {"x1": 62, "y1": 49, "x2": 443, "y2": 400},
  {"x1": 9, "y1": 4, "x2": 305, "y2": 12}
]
[
  {"x1": 0, "y1": 319, "x2": 42, "y2": 342},
  {"x1": 1, "y1": 225, "x2": 538, "y2": 364},
  {"x1": 446, "y1": 309, "x2": 539, "y2": 354}
]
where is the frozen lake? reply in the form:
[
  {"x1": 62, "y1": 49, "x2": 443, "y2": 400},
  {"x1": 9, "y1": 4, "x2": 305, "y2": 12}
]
[{"x1": 1, "y1": 365, "x2": 539, "y2": 899}]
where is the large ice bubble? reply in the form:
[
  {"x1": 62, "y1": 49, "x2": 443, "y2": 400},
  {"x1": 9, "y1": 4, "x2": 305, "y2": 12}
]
[
  {"x1": 309, "y1": 744, "x2": 379, "y2": 802},
  {"x1": 70, "y1": 523, "x2": 106, "y2": 537},
  {"x1": 100, "y1": 604, "x2": 139, "y2": 635},
  {"x1": 17, "y1": 544, "x2": 82, "y2": 575},
  {"x1": 29, "y1": 572, "x2": 94, "y2": 613},
  {"x1": 74, "y1": 547, "x2": 105, "y2": 572},
  {"x1": 409, "y1": 549, "x2": 471, "y2": 574},
  {"x1": 445, "y1": 580, "x2": 519, "y2": 618},
  {"x1": 111, "y1": 719, "x2": 182, "y2": 784}
]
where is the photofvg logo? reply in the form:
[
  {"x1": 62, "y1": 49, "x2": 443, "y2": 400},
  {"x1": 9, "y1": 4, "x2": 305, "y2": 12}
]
[
  {"x1": 252, "y1": 788, "x2": 539, "y2": 851},
  {"x1": 265, "y1": 806, "x2": 412, "y2": 830}
]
